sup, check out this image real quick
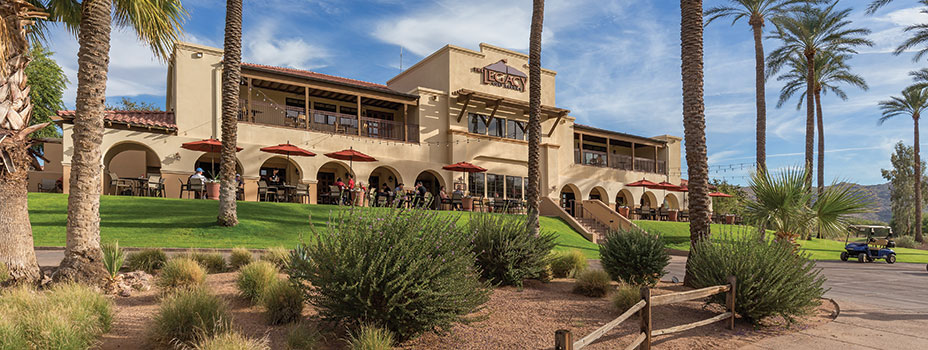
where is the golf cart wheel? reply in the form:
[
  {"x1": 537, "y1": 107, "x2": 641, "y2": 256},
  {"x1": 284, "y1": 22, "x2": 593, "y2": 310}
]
[
  {"x1": 840, "y1": 251, "x2": 849, "y2": 261},
  {"x1": 866, "y1": 255, "x2": 874, "y2": 263},
  {"x1": 858, "y1": 254, "x2": 866, "y2": 263},
  {"x1": 887, "y1": 254, "x2": 896, "y2": 264}
]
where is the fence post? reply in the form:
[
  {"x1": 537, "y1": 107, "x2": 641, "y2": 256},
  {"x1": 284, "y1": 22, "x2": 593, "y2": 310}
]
[
  {"x1": 639, "y1": 287, "x2": 652, "y2": 350},
  {"x1": 727, "y1": 275, "x2": 736, "y2": 330},
  {"x1": 555, "y1": 329, "x2": 573, "y2": 350}
]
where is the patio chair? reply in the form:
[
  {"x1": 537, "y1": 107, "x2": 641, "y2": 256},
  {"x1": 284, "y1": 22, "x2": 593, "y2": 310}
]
[
  {"x1": 109, "y1": 171, "x2": 133, "y2": 196},
  {"x1": 440, "y1": 195, "x2": 452, "y2": 210},
  {"x1": 236, "y1": 185, "x2": 245, "y2": 201},
  {"x1": 472, "y1": 197, "x2": 485, "y2": 212},
  {"x1": 451, "y1": 192, "x2": 463, "y2": 211},
  {"x1": 491, "y1": 199, "x2": 506, "y2": 213},
  {"x1": 659, "y1": 208, "x2": 669, "y2": 221},
  {"x1": 188, "y1": 178, "x2": 207, "y2": 199},
  {"x1": 507, "y1": 199, "x2": 523, "y2": 214},
  {"x1": 293, "y1": 184, "x2": 310, "y2": 204},
  {"x1": 38, "y1": 179, "x2": 58, "y2": 193},
  {"x1": 146, "y1": 175, "x2": 165, "y2": 197},
  {"x1": 640, "y1": 206, "x2": 651, "y2": 220},
  {"x1": 680, "y1": 210, "x2": 689, "y2": 222},
  {"x1": 327, "y1": 186, "x2": 342, "y2": 205},
  {"x1": 258, "y1": 181, "x2": 277, "y2": 202}
]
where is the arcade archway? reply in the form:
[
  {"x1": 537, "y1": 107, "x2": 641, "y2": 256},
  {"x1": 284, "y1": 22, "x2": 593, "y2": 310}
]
[
  {"x1": 415, "y1": 170, "x2": 445, "y2": 209},
  {"x1": 559, "y1": 184, "x2": 580, "y2": 217},
  {"x1": 103, "y1": 142, "x2": 161, "y2": 195}
]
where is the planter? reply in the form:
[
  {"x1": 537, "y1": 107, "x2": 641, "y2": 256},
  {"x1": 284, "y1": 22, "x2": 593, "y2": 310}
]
[
  {"x1": 724, "y1": 215, "x2": 735, "y2": 225},
  {"x1": 618, "y1": 207, "x2": 630, "y2": 218},
  {"x1": 206, "y1": 182, "x2": 220, "y2": 200},
  {"x1": 463, "y1": 197, "x2": 474, "y2": 211},
  {"x1": 668, "y1": 210, "x2": 678, "y2": 222}
]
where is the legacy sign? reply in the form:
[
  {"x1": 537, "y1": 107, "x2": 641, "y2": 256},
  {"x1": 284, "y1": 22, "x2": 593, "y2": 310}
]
[{"x1": 471, "y1": 59, "x2": 527, "y2": 92}]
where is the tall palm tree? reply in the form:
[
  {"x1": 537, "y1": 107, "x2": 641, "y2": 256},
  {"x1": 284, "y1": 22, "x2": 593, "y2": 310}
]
[
  {"x1": 526, "y1": 0, "x2": 544, "y2": 236},
  {"x1": 218, "y1": 0, "x2": 242, "y2": 227},
  {"x1": 878, "y1": 85, "x2": 928, "y2": 243},
  {"x1": 704, "y1": 0, "x2": 816, "y2": 172},
  {"x1": 0, "y1": 0, "x2": 48, "y2": 285},
  {"x1": 681, "y1": 0, "x2": 711, "y2": 286},
  {"x1": 774, "y1": 51, "x2": 868, "y2": 195},
  {"x1": 767, "y1": 3, "x2": 872, "y2": 189}
]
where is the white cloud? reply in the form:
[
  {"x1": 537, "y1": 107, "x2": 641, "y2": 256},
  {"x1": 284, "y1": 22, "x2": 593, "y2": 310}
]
[{"x1": 243, "y1": 21, "x2": 330, "y2": 70}]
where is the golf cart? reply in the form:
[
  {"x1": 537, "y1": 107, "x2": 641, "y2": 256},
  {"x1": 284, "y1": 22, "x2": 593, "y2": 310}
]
[{"x1": 841, "y1": 225, "x2": 896, "y2": 264}]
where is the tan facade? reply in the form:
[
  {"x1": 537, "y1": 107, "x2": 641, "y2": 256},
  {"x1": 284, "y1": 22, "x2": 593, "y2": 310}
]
[{"x1": 51, "y1": 41, "x2": 688, "y2": 213}]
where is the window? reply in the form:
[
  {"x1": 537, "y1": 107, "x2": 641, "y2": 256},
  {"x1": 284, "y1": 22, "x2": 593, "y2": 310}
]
[
  {"x1": 468, "y1": 173, "x2": 486, "y2": 198},
  {"x1": 314, "y1": 102, "x2": 337, "y2": 113},
  {"x1": 506, "y1": 176, "x2": 523, "y2": 199},
  {"x1": 506, "y1": 120, "x2": 526, "y2": 140},
  {"x1": 314, "y1": 113, "x2": 336, "y2": 125},
  {"x1": 368, "y1": 110, "x2": 394, "y2": 121},
  {"x1": 340, "y1": 106, "x2": 357, "y2": 115},
  {"x1": 486, "y1": 174, "x2": 504, "y2": 198},
  {"x1": 487, "y1": 117, "x2": 504, "y2": 137},
  {"x1": 469, "y1": 113, "x2": 487, "y2": 134}
]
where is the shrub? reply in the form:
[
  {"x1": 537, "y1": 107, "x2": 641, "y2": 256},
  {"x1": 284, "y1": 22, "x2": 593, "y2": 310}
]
[
  {"x1": 285, "y1": 323, "x2": 323, "y2": 350},
  {"x1": 600, "y1": 229, "x2": 669, "y2": 286},
  {"x1": 895, "y1": 235, "x2": 919, "y2": 249},
  {"x1": 185, "y1": 250, "x2": 227, "y2": 274},
  {"x1": 228, "y1": 248, "x2": 253, "y2": 270},
  {"x1": 572, "y1": 269, "x2": 612, "y2": 297},
  {"x1": 191, "y1": 332, "x2": 269, "y2": 350},
  {"x1": 261, "y1": 280, "x2": 304, "y2": 325},
  {"x1": 261, "y1": 246, "x2": 291, "y2": 270},
  {"x1": 0, "y1": 262, "x2": 9, "y2": 285},
  {"x1": 157, "y1": 258, "x2": 207, "y2": 293},
  {"x1": 150, "y1": 287, "x2": 231, "y2": 347},
  {"x1": 0, "y1": 283, "x2": 112, "y2": 349},
  {"x1": 291, "y1": 208, "x2": 490, "y2": 341},
  {"x1": 611, "y1": 284, "x2": 641, "y2": 312},
  {"x1": 237, "y1": 261, "x2": 278, "y2": 303},
  {"x1": 549, "y1": 249, "x2": 588, "y2": 278},
  {"x1": 102, "y1": 240, "x2": 126, "y2": 281},
  {"x1": 126, "y1": 248, "x2": 167, "y2": 273},
  {"x1": 687, "y1": 233, "x2": 826, "y2": 323},
  {"x1": 469, "y1": 212, "x2": 557, "y2": 287},
  {"x1": 346, "y1": 324, "x2": 394, "y2": 350}
]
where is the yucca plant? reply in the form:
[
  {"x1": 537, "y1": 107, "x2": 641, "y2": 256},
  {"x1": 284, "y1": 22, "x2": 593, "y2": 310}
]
[{"x1": 101, "y1": 241, "x2": 126, "y2": 281}]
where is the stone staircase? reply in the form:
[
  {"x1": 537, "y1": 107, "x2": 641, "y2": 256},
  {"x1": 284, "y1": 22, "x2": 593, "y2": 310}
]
[{"x1": 576, "y1": 217, "x2": 610, "y2": 243}]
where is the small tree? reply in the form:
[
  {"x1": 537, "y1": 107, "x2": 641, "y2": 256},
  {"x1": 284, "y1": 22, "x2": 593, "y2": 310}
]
[{"x1": 881, "y1": 142, "x2": 928, "y2": 238}]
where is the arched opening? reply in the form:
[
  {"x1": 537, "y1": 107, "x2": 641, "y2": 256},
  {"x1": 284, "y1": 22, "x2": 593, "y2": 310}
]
[
  {"x1": 559, "y1": 184, "x2": 580, "y2": 217},
  {"x1": 663, "y1": 193, "x2": 680, "y2": 210},
  {"x1": 260, "y1": 156, "x2": 302, "y2": 186},
  {"x1": 317, "y1": 161, "x2": 352, "y2": 204},
  {"x1": 103, "y1": 142, "x2": 161, "y2": 195},
  {"x1": 640, "y1": 191, "x2": 658, "y2": 209},
  {"x1": 415, "y1": 170, "x2": 444, "y2": 209},
  {"x1": 615, "y1": 189, "x2": 633, "y2": 208},
  {"x1": 368, "y1": 166, "x2": 402, "y2": 194},
  {"x1": 194, "y1": 153, "x2": 243, "y2": 180},
  {"x1": 589, "y1": 186, "x2": 607, "y2": 204}
]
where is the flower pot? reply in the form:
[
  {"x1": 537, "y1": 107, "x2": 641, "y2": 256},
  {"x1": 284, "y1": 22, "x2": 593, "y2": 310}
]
[
  {"x1": 618, "y1": 207, "x2": 629, "y2": 218},
  {"x1": 668, "y1": 210, "x2": 678, "y2": 222},
  {"x1": 463, "y1": 197, "x2": 474, "y2": 211},
  {"x1": 206, "y1": 182, "x2": 220, "y2": 200},
  {"x1": 724, "y1": 215, "x2": 735, "y2": 225}
]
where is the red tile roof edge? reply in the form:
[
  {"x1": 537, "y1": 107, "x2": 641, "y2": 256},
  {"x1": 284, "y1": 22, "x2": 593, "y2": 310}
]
[
  {"x1": 242, "y1": 63, "x2": 417, "y2": 98},
  {"x1": 57, "y1": 110, "x2": 177, "y2": 129}
]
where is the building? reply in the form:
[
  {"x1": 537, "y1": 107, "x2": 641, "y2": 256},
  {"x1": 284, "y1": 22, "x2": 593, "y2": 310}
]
[{"x1": 41, "y1": 42, "x2": 695, "y2": 238}]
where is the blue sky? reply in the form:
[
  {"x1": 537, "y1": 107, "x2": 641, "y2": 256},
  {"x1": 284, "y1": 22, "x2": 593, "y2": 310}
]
[{"x1": 42, "y1": 0, "x2": 928, "y2": 185}]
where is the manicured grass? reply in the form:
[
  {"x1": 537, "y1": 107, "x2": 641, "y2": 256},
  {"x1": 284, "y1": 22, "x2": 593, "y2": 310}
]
[
  {"x1": 27, "y1": 193, "x2": 599, "y2": 257},
  {"x1": 634, "y1": 220, "x2": 928, "y2": 264}
]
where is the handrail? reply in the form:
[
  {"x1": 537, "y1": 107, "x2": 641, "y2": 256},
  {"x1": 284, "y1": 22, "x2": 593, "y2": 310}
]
[{"x1": 650, "y1": 284, "x2": 730, "y2": 306}]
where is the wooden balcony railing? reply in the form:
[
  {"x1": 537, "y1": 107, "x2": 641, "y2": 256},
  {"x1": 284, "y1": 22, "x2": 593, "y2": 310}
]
[
  {"x1": 239, "y1": 99, "x2": 418, "y2": 142},
  {"x1": 573, "y1": 149, "x2": 666, "y2": 174}
]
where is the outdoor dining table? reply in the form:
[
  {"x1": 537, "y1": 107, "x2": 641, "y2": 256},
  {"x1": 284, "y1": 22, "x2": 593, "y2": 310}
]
[
  {"x1": 120, "y1": 177, "x2": 149, "y2": 196},
  {"x1": 278, "y1": 184, "x2": 296, "y2": 202}
]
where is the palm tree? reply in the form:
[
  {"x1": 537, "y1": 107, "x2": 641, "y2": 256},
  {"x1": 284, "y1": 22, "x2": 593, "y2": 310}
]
[
  {"x1": 526, "y1": 0, "x2": 544, "y2": 236},
  {"x1": 0, "y1": 0, "x2": 48, "y2": 285},
  {"x1": 681, "y1": 0, "x2": 711, "y2": 286},
  {"x1": 774, "y1": 51, "x2": 868, "y2": 195},
  {"x1": 878, "y1": 85, "x2": 928, "y2": 243},
  {"x1": 218, "y1": 0, "x2": 242, "y2": 227},
  {"x1": 767, "y1": 3, "x2": 872, "y2": 189},
  {"x1": 704, "y1": 0, "x2": 817, "y2": 172}
]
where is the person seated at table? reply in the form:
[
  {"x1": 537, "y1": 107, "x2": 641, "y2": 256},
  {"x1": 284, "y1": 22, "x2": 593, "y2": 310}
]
[
  {"x1": 268, "y1": 169, "x2": 282, "y2": 186},
  {"x1": 189, "y1": 168, "x2": 208, "y2": 199},
  {"x1": 438, "y1": 186, "x2": 450, "y2": 210},
  {"x1": 452, "y1": 187, "x2": 465, "y2": 210},
  {"x1": 394, "y1": 183, "x2": 405, "y2": 207},
  {"x1": 347, "y1": 174, "x2": 355, "y2": 190},
  {"x1": 235, "y1": 173, "x2": 244, "y2": 188},
  {"x1": 413, "y1": 181, "x2": 427, "y2": 208}
]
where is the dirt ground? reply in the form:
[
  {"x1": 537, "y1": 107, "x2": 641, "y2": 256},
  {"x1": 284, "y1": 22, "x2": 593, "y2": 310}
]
[{"x1": 99, "y1": 274, "x2": 835, "y2": 350}]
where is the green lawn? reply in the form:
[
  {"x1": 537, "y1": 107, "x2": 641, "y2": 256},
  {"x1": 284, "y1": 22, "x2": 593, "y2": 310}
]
[
  {"x1": 28, "y1": 193, "x2": 599, "y2": 257},
  {"x1": 634, "y1": 220, "x2": 928, "y2": 264}
]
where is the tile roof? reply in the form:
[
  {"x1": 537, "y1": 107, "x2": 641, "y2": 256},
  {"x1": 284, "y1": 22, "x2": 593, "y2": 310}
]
[
  {"x1": 242, "y1": 63, "x2": 414, "y2": 97},
  {"x1": 57, "y1": 110, "x2": 176, "y2": 130}
]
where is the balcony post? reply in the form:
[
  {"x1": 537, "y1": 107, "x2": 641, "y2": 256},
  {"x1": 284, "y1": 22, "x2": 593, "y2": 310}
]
[
  {"x1": 654, "y1": 145, "x2": 658, "y2": 173},
  {"x1": 247, "y1": 77, "x2": 253, "y2": 122},
  {"x1": 304, "y1": 86, "x2": 310, "y2": 130},
  {"x1": 631, "y1": 142, "x2": 636, "y2": 171},
  {"x1": 403, "y1": 104, "x2": 408, "y2": 142},
  {"x1": 579, "y1": 133, "x2": 584, "y2": 165},
  {"x1": 357, "y1": 95, "x2": 362, "y2": 136}
]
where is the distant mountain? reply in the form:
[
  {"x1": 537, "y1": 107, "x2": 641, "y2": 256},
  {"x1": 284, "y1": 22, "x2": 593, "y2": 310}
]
[{"x1": 737, "y1": 182, "x2": 891, "y2": 224}]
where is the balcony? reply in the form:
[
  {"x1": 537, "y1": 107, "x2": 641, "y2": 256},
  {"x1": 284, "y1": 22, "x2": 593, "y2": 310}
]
[
  {"x1": 239, "y1": 99, "x2": 418, "y2": 142},
  {"x1": 574, "y1": 149, "x2": 666, "y2": 174}
]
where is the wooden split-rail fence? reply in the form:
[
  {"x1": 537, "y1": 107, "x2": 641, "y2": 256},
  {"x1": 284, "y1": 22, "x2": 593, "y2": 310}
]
[{"x1": 554, "y1": 276, "x2": 736, "y2": 350}]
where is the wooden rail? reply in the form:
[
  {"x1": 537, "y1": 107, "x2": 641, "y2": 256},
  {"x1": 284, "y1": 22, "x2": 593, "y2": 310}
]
[{"x1": 554, "y1": 276, "x2": 736, "y2": 350}]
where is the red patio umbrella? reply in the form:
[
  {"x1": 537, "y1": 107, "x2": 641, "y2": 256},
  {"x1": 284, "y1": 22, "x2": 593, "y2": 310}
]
[
  {"x1": 181, "y1": 138, "x2": 243, "y2": 177},
  {"x1": 708, "y1": 192, "x2": 733, "y2": 198},
  {"x1": 260, "y1": 142, "x2": 315, "y2": 184},
  {"x1": 324, "y1": 147, "x2": 377, "y2": 179},
  {"x1": 442, "y1": 161, "x2": 487, "y2": 193},
  {"x1": 626, "y1": 179, "x2": 658, "y2": 187}
]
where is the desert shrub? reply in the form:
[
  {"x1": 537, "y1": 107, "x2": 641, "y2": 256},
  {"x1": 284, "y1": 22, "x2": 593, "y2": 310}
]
[
  {"x1": 549, "y1": 249, "x2": 588, "y2": 278},
  {"x1": 687, "y1": 233, "x2": 826, "y2": 323},
  {"x1": 285, "y1": 323, "x2": 323, "y2": 350},
  {"x1": 469, "y1": 212, "x2": 556, "y2": 286},
  {"x1": 102, "y1": 241, "x2": 126, "y2": 280},
  {"x1": 126, "y1": 248, "x2": 167, "y2": 273},
  {"x1": 600, "y1": 229, "x2": 669, "y2": 286},
  {"x1": 228, "y1": 248, "x2": 253, "y2": 270},
  {"x1": 895, "y1": 235, "x2": 918, "y2": 249},
  {"x1": 346, "y1": 324, "x2": 394, "y2": 350},
  {"x1": 150, "y1": 287, "x2": 231, "y2": 347},
  {"x1": 261, "y1": 280, "x2": 304, "y2": 325},
  {"x1": 0, "y1": 283, "x2": 112, "y2": 349},
  {"x1": 157, "y1": 258, "x2": 207, "y2": 293},
  {"x1": 0, "y1": 262, "x2": 9, "y2": 285},
  {"x1": 261, "y1": 246, "x2": 291, "y2": 270},
  {"x1": 572, "y1": 269, "x2": 612, "y2": 297},
  {"x1": 191, "y1": 332, "x2": 269, "y2": 350},
  {"x1": 184, "y1": 250, "x2": 227, "y2": 274},
  {"x1": 291, "y1": 208, "x2": 490, "y2": 341},
  {"x1": 611, "y1": 284, "x2": 641, "y2": 312},
  {"x1": 237, "y1": 260, "x2": 278, "y2": 303}
]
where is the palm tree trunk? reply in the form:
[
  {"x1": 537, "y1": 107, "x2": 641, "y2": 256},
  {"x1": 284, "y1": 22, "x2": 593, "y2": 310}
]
[
  {"x1": 914, "y1": 115, "x2": 924, "y2": 243},
  {"x1": 750, "y1": 17, "x2": 766, "y2": 172},
  {"x1": 56, "y1": 0, "x2": 111, "y2": 283},
  {"x1": 804, "y1": 51, "x2": 815, "y2": 190},
  {"x1": 681, "y1": 0, "x2": 710, "y2": 286},
  {"x1": 815, "y1": 88, "x2": 824, "y2": 196},
  {"x1": 526, "y1": 0, "x2": 544, "y2": 236},
  {"x1": 218, "y1": 0, "x2": 242, "y2": 227}
]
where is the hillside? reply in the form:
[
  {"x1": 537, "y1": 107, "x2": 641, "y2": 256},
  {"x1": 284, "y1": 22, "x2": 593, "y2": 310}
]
[{"x1": 738, "y1": 182, "x2": 891, "y2": 223}]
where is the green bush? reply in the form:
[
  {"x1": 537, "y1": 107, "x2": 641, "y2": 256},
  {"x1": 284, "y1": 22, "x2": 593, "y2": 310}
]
[
  {"x1": 895, "y1": 235, "x2": 919, "y2": 249},
  {"x1": 687, "y1": 233, "x2": 826, "y2": 323},
  {"x1": 611, "y1": 284, "x2": 640, "y2": 312},
  {"x1": 102, "y1": 240, "x2": 126, "y2": 280},
  {"x1": 184, "y1": 250, "x2": 227, "y2": 274},
  {"x1": 191, "y1": 332, "x2": 269, "y2": 350},
  {"x1": 237, "y1": 261, "x2": 278, "y2": 303},
  {"x1": 261, "y1": 246, "x2": 291, "y2": 270},
  {"x1": 228, "y1": 248, "x2": 253, "y2": 270},
  {"x1": 0, "y1": 262, "x2": 9, "y2": 285},
  {"x1": 285, "y1": 323, "x2": 323, "y2": 350},
  {"x1": 0, "y1": 283, "x2": 112, "y2": 349},
  {"x1": 157, "y1": 258, "x2": 207, "y2": 293},
  {"x1": 126, "y1": 248, "x2": 167, "y2": 273},
  {"x1": 549, "y1": 249, "x2": 588, "y2": 278},
  {"x1": 572, "y1": 269, "x2": 612, "y2": 297},
  {"x1": 469, "y1": 212, "x2": 556, "y2": 287},
  {"x1": 261, "y1": 280, "x2": 304, "y2": 325},
  {"x1": 291, "y1": 208, "x2": 490, "y2": 341},
  {"x1": 150, "y1": 287, "x2": 231, "y2": 347},
  {"x1": 346, "y1": 324, "x2": 394, "y2": 350},
  {"x1": 600, "y1": 229, "x2": 669, "y2": 286}
]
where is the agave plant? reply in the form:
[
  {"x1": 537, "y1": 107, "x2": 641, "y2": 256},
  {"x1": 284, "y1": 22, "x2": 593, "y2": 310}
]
[
  {"x1": 745, "y1": 167, "x2": 873, "y2": 247},
  {"x1": 101, "y1": 240, "x2": 126, "y2": 282}
]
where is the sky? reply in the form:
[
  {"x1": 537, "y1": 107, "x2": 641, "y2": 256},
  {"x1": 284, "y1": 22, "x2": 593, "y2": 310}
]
[{"x1": 39, "y1": 0, "x2": 928, "y2": 185}]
